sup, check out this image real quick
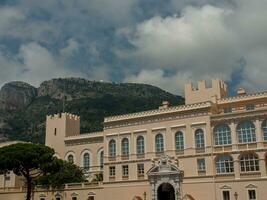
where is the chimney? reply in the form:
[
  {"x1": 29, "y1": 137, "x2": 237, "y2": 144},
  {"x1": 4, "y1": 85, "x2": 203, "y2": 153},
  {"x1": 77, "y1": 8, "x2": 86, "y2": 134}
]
[
  {"x1": 237, "y1": 88, "x2": 246, "y2": 96},
  {"x1": 159, "y1": 101, "x2": 171, "y2": 109}
]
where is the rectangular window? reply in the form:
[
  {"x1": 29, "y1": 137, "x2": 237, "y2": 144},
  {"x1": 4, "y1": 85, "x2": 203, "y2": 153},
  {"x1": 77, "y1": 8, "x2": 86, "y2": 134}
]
[
  {"x1": 197, "y1": 158, "x2": 206, "y2": 171},
  {"x1": 109, "y1": 166, "x2": 115, "y2": 176},
  {"x1": 72, "y1": 197, "x2": 77, "y2": 200},
  {"x1": 248, "y1": 190, "x2": 256, "y2": 200},
  {"x1": 137, "y1": 163, "x2": 144, "y2": 175},
  {"x1": 4, "y1": 176, "x2": 10, "y2": 181},
  {"x1": 246, "y1": 104, "x2": 255, "y2": 111},
  {"x1": 122, "y1": 165, "x2": 129, "y2": 176},
  {"x1": 224, "y1": 107, "x2": 232, "y2": 113},
  {"x1": 222, "y1": 191, "x2": 230, "y2": 200}
]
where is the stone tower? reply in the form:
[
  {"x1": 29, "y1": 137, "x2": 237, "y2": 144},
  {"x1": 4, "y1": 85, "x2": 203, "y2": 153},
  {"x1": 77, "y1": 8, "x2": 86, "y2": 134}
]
[{"x1": 45, "y1": 113, "x2": 80, "y2": 158}]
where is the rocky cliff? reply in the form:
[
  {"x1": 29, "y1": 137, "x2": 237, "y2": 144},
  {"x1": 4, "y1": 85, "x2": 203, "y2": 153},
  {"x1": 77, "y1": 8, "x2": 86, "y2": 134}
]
[
  {"x1": 0, "y1": 78, "x2": 184, "y2": 143},
  {"x1": 0, "y1": 82, "x2": 37, "y2": 110}
]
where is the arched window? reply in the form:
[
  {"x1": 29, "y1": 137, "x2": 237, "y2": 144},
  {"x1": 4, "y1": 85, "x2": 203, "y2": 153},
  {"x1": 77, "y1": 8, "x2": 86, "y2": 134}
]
[
  {"x1": 68, "y1": 154, "x2": 74, "y2": 163},
  {"x1": 83, "y1": 153, "x2": 90, "y2": 170},
  {"x1": 215, "y1": 155, "x2": 234, "y2": 173},
  {"x1": 214, "y1": 124, "x2": 232, "y2": 145},
  {"x1": 237, "y1": 121, "x2": 256, "y2": 143},
  {"x1": 195, "y1": 129, "x2": 205, "y2": 148},
  {"x1": 109, "y1": 139, "x2": 116, "y2": 157},
  {"x1": 155, "y1": 134, "x2": 164, "y2": 153},
  {"x1": 175, "y1": 131, "x2": 184, "y2": 150},
  {"x1": 100, "y1": 151, "x2": 104, "y2": 169},
  {"x1": 262, "y1": 120, "x2": 267, "y2": 141},
  {"x1": 240, "y1": 152, "x2": 259, "y2": 172},
  {"x1": 121, "y1": 138, "x2": 129, "y2": 156},
  {"x1": 136, "y1": 136, "x2": 145, "y2": 155}
]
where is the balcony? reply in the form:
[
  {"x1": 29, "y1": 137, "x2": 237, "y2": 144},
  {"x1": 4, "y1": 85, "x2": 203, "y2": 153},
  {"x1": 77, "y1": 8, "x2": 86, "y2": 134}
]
[
  {"x1": 175, "y1": 149, "x2": 184, "y2": 155},
  {"x1": 156, "y1": 151, "x2": 164, "y2": 157},
  {"x1": 108, "y1": 156, "x2": 116, "y2": 161},
  {"x1": 137, "y1": 153, "x2": 145, "y2": 159},
  {"x1": 195, "y1": 147, "x2": 205, "y2": 154},
  {"x1": 138, "y1": 174, "x2": 145, "y2": 180},
  {"x1": 197, "y1": 170, "x2": 206, "y2": 176},
  {"x1": 121, "y1": 155, "x2": 129, "y2": 160}
]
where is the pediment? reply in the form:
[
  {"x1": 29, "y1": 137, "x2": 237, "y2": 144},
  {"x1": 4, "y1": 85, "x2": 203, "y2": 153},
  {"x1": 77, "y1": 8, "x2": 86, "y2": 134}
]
[
  {"x1": 220, "y1": 185, "x2": 231, "y2": 189},
  {"x1": 71, "y1": 192, "x2": 78, "y2": 196},
  {"x1": 55, "y1": 192, "x2": 63, "y2": 198},
  {"x1": 246, "y1": 184, "x2": 257, "y2": 189},
  {"x1": 88, "y1": 192, "x2": 96, "y2": 196},
  {"x1": 39, "y1": 194, "x2": 46, "y2": 197}
]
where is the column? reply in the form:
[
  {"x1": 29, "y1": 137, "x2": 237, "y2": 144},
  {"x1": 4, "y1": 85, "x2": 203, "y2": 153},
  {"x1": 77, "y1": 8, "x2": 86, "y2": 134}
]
[{"x1": 151, "y1": 181, "x2": 156, "y2": 200}]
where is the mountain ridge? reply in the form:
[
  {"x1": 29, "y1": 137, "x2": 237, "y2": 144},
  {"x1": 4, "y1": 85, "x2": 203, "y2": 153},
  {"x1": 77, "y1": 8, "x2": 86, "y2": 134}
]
[{"x1": 0, "y1": 78, "x2": 184, "y2": 143}]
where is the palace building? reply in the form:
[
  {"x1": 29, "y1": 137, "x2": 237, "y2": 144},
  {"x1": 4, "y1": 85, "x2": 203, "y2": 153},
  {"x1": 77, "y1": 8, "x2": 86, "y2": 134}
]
[{"x1": 1, "y1": 79, "x2": 267, "y2": 200}]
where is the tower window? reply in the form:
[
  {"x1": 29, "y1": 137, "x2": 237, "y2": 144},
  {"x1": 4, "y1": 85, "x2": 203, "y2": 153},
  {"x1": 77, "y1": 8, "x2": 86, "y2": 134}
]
[
  {"x1": 54, "y1": 128, "x2": 57, "y2": 136},
  {"x1": 246, "y1": 104, "x2": 255, "y2": 111},
  {"x1": 224, "y1": 107, "x2": 232, "y2": 113}
]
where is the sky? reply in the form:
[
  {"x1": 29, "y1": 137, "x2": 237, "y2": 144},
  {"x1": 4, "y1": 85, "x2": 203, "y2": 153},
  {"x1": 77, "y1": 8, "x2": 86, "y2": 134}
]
[{"x1": 0, "y1": 0, "x2": 267, "y2": 95}]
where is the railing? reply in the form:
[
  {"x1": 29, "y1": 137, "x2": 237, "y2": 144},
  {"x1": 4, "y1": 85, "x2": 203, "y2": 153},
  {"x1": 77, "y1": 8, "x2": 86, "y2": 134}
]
[
  {"x1": 0, "y1": 186, "x2": 25, "y2": 192},
  {"x1": 0, "y1": 182, "x2": 103, "y2": 193}
]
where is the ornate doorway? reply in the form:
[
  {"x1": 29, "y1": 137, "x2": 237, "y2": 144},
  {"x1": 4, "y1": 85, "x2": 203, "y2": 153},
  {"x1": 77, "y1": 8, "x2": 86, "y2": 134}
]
[
  {"x1": 158, "y1": 183, "x2": 175, "y2": 200},
  {"x1": 147, "y1": 155, "x2": 183, "y2": 200}
]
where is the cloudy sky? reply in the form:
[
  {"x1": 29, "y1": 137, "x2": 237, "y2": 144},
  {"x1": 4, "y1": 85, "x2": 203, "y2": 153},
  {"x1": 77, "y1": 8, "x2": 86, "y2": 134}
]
[{"x1": 0, "y1": 0, "x2": 267, "y2": 95}]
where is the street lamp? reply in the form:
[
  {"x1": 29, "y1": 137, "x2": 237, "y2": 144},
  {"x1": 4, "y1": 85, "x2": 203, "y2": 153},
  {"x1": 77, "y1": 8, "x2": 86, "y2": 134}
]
[
  {"x1": 234, "y1": 192, "x2": 238, "y2": 200},
  {"x1": 143, "y1": 192, "x2": 147, "y2": 200}
]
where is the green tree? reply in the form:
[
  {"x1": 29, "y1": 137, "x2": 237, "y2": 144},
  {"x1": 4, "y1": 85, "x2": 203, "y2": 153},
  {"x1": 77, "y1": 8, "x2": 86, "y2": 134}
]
[
  {"x1": 36, "y1": 158, "x2": 85, "y2": 189},
  {"x1": 92, "y1": 172, "x2": 103, "y2": 182},
  {"x1": 0, "y1": 143, "x2": 55, "y2": 200}
]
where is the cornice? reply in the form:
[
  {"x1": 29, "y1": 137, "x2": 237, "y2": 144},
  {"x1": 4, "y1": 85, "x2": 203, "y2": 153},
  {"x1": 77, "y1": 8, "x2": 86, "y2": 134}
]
[
  {"x1": 104, "y1": 102, "x2": 212, "y2": 123},
  {"x1": 65, "y1": 131, "x2": 103, "y2": 140},
  {"x1": 104, "y1": 103, "x2": 212, "y2": 130},
  {"x1": 218, "y1": 91, "x2": 267, "y2": 104},
  {"x1": 65, "y1": 136, "x2": 103, "y2": 146},
  {"x1": 210, "y1": 108, "x2": 267, "y2": 123}
]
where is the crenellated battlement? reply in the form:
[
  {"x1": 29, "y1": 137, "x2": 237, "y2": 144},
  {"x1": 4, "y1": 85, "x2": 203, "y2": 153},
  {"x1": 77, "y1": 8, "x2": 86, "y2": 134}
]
[
  {"x1": 47, "y1": 113, "x2": 80, "y2": 121},
  {"x1": 45, "y1": 112, "x2": 81, "y2": 146},
  {"x1": 185, "y1": 79, "x2": 228, "y2": 105},
  {"x1": 185, "y1": 79, "x2": 227, "y2": 92}
]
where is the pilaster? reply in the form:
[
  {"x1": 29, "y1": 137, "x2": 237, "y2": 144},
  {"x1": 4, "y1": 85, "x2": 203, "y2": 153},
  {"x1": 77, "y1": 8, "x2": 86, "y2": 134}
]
[
  {"x1": 233, "y1": 154, "x2": 240, "y2": 179},
  {"x1": 230, "y1": 122, "x2": 238, "y2": 150}
]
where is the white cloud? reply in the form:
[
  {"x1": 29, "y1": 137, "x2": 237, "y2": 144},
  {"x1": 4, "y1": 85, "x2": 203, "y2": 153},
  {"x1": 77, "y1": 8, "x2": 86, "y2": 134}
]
[
  {"x1": 120, "y1": 5, "x2": 238, "y2": 93},
  {"x1": 124, "y1": 69, "x2": 192, "y2": 94},
  {"x1": 0, "y1": 42, "x2": 85, "y2": 87},
  {"x1": 60, "y1": 39, "x2": 80, "y2": 58},
  {"x1": 120, "y1": 0, "x2": 267, "y2": 93},
  {"x1": 0, "y1": 7, "x2": 25, "y2": 35}
]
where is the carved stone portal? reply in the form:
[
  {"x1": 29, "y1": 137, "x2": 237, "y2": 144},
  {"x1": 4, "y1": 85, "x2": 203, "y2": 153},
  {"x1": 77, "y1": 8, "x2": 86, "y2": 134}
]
[{"x1": 147, "y1": 155, "x2": 183, "y2": 200}]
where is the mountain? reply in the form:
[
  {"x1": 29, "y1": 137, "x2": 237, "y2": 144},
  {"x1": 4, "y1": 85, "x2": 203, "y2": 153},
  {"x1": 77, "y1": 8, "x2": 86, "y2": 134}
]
[
  {"x1": 0, "y1": 81, "x2": 37, "y2": 110},
  {"x1": 0, "y1": 78, "x2": 184, "y2": 143}
]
